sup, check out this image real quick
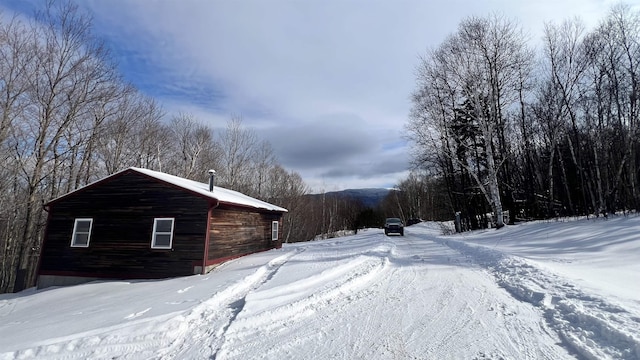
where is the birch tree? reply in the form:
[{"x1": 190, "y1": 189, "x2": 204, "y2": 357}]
[
  {"x1": 540, "y1": 19, "x2": 590, "y2": 215},
  {"x1": 591, "y1": 5, "x2": 640, "y2": 211},
  {"x1": 409, "y1": 14, "x2": 531, "y2": 229}
]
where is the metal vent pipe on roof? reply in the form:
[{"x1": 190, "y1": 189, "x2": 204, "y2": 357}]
[{"x1": 208, "y1": 169, "x2": 216, "y2": 192}]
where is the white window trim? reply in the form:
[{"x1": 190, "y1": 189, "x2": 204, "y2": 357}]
[
  {"x1": 71, "y1": 218, "x2": 93, "y2": 248},
  {"x1": 271, "y1": 220, "x2": 279, "y2": 241},
  {"x1": 152, "y1": 218, "x2": 174, "y2": 249}
]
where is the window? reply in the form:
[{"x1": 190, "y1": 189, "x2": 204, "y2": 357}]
[
  {"x1": 271, "y1": 221, "x2": 279, "y2": 241},
  {"x1": 152, "y1": 218, "x2": 174, "y2": 249},
  {"x1": 71, "y1": 218, "x2": 93, "y2": 247}
]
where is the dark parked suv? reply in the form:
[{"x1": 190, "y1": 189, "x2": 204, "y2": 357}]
[{"x1": 384, "y1": 218, "x2": 404, "y2": 236}]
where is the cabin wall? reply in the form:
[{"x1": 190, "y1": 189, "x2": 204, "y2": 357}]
[
  {"x1": 38, "y1": 172, "x2": 210, "y2": 283},
  {"x1": 207, "y1": 204, "x2": 282, "y2": 263}
]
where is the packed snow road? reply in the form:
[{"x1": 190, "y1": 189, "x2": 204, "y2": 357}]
[
  {"x1": 1, "y1": 223, "x2": 585, "y2": 360},
  {"x1": 208, "y1": 230, "x2": 573, "y2": 360}
]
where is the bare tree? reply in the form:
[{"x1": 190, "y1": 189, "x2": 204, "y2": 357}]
[
  {"x1": 249, "y1": 140, "x2": 276, "y2": 198},
  {"x1": 540, "y1": 19, "x2": 591, "y2": 215},
  {"x1": 166, "y1": 113, "x2": 219, "y2": 180},
  {"x1": 0, "y1": 14, "x2": 33, "y2": 292},
  {"x1": 265, "y1": 165, "x2": 310, "y2": 243},
  {"x1": 0, "y1": 15, "x2": 31, "y2": 146},
  {"x1": 0, "y1": 1, "x2": 130, "y2": 292},
  {"x1": 591, "y1": 5, "x2": 640, "y2": 211},
  {"x1": 409, "y1": 14, "x2": 532, "y2": 229},
  {"x1": 95, "y1": 91, "x2": 163, "y2": 174},
  {"x1": 216, "y1": 116, "x2": 258, "y2": 193}
]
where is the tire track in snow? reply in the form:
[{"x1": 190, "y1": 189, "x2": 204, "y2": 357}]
[
  {"x1": 391, "y1": 234, "x2": 497, "y2": 358},
  {"x1": 4, "y1": 249, "x2": 301, "y2": 360},
  {"x1": 396, "y1": 232, "x2": 571, "y2": 360},
  {"x1": 220, "y1": 232, "x2": 568, "y2": 360},
  {"x1": 156, "y1": 249, "x2": 301, "y2": 359},
  {"x1": 438, "y1": 237, "x2": 640, "y2": 360},
  {"x1": 215, "y1": 243, "x2": 393, "y2": 359}
]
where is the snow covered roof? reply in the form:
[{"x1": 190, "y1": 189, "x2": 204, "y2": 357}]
[
  {"x1": 48, "y1": 167, "x2": 287, "y2": 213},
  {"x1": 132, "y1": 167, "x2": 287, "y2": 212}
]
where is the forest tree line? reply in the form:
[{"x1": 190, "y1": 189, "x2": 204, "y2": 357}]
[{"x1": 406, "y1": 4, "x2": 640, "y2": 230}]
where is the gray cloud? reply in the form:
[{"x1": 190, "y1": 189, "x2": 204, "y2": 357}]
[
  {"x1": 56, "y1": 0, "x2": 619, "y2": 190},
  {"x1": 259, "y1": 111, "x2": 410, "y2": 187},
  {"x1": 265, "y1": 113, "x2": 373, "y2": 168}
]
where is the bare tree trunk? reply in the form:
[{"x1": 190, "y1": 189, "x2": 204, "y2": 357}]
[
  {"x1": 557, "y1": 141, "x2": 575, "y2": 214},
  {"x1": 547, "y1": 146, "x2": 556, "y2": 217}
]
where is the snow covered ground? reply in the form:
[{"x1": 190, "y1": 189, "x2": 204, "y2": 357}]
[{"x1": 1, "y1": 216, "x2": 639, "y2": 359}]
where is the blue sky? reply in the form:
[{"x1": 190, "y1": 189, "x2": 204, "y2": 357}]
[{"x1": 0, "y1": 0, "x2": 622, "y2": 191}]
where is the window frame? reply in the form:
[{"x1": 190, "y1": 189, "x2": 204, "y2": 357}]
[
  {"x1": 151, "y1": 217, "x2": 175, "y2": 249},
  {"x1": 70, "y1": 218, "x2": 93, "y2": 248},
  {"x1": 271, "y1": 220, "x2": 279, "y2": 241}
]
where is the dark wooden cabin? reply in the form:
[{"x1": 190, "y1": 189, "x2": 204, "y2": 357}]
[{"x1": 37, "y1": 167, "x2": 287, "y2": 288}]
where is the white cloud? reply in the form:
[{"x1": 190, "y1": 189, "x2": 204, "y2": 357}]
[{"x1": 73, "y1": 0, "x2": 619, "y2": 190}]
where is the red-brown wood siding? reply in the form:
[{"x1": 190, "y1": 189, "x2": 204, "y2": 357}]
[
  {"x1": 207, "y1": 204, "x2": 282, "y2": 263},
  {"x1": 39, "y1": 172, "x2": 210, "y2": 279}
]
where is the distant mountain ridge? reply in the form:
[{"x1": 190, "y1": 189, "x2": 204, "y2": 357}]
[{"x1": 323, "y1": 188, "x2": 392, "y2": 208}]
